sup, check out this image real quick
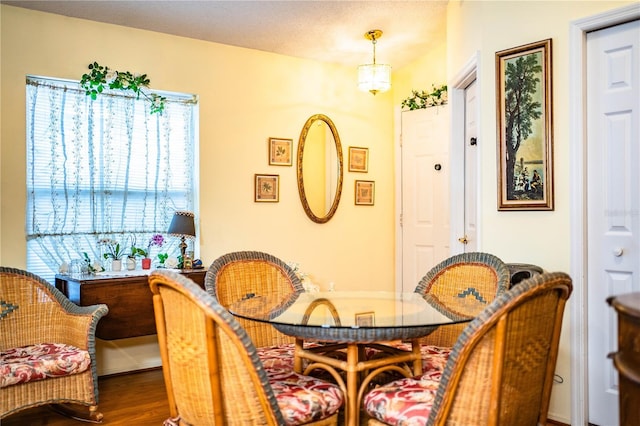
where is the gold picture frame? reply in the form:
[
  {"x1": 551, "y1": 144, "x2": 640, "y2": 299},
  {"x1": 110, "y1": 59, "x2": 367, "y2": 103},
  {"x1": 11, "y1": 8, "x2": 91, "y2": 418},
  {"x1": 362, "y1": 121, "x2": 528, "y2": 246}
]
[
  {"x1": 496, "y1": 38, "x2": 554, "y2": 211},
  {"x1": 255, "y1": 174, "x2": 279, "y2": 202},
  {"x1": 348, "y1": 146, "x2": 369, "y2": 172},
  {"x1": 268, "y1": 138, "x2": 293, "y2": 166},
  {"x1": 355, "y1": 311, "x2": 375, "y2": 327},
  {"x1": 355, "y1": 180, "x2": 375, "y2": 206}
]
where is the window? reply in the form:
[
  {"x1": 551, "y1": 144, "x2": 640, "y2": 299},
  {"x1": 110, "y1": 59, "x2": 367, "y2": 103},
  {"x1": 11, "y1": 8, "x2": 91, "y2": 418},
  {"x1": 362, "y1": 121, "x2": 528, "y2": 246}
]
[{"x1": 26, "y1": 76, "x2": 198, "y2": 282}]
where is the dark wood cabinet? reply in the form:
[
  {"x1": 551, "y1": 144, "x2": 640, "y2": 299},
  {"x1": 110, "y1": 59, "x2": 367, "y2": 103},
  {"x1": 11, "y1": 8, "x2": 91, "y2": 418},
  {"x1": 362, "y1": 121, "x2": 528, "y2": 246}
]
[
  {"x1": 608, "y1": 292, "x2": 640, "y2": 426},
  {"x1": 55, "y1": 270, "x2": 206, "y2": 340}
]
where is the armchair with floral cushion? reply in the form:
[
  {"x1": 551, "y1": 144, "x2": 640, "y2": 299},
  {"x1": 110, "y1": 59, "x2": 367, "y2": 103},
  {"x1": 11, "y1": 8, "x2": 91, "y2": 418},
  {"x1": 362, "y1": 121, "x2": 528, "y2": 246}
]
[{"x1": 0, "y1": 267, "x2": 108, "y2": 422}]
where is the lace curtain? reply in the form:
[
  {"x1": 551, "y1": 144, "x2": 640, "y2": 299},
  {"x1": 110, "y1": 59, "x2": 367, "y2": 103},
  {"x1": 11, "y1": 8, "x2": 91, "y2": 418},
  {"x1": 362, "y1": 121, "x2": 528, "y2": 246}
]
[{"x1": 25, "y1": 76, "x2": 197, "y2": 280}]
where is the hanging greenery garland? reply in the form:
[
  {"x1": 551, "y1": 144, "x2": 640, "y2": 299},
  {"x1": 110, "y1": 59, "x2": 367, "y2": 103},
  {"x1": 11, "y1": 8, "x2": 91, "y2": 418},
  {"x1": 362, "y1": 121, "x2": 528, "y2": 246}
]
[
  {"x1": 401, "y1": 84, "x2": 448, "y2": 110},
  {"x1": 80, "y1": 62, "x2": 166, "y2": 114}
]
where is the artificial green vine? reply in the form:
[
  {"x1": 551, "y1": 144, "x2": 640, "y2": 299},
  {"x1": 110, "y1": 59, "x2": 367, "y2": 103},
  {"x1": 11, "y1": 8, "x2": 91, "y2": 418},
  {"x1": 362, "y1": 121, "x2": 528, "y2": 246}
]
[
  {"x1": 401, "y1": 84, "x2": 448, "y2": 110},
  {"x1": 80, "y1": 62, "x2": 166, "y2": 114}
]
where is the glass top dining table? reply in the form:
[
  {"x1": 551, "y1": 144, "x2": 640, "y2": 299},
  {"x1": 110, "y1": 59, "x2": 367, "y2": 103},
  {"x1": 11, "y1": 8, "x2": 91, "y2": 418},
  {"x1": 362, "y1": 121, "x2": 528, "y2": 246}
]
[
  {"x1": 228, "y1": 290, "x2": 473, "y2": 426},
  {"x1": 228, "y1": 290, "x2": 472, "y2": 342}
]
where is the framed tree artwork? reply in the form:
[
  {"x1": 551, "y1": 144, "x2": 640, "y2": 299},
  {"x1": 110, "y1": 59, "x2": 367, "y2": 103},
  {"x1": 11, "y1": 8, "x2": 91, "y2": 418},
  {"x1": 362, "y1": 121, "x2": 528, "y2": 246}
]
[{"x1": 496, "y1": 38, "x2": 554, "y2": 211}]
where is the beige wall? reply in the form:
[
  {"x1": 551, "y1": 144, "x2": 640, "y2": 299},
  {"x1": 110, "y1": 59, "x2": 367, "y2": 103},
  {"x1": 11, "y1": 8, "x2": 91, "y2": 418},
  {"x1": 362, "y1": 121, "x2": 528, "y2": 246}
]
[
  {"x1": 392, "y1": 34, "x2": 448, "y2": 106},
  {"x1": 0, "y1": 5, "x2": 396, "y2": 292},
  {"x1": 446, "y1": 0, "x2": 635, "y2": 422}
]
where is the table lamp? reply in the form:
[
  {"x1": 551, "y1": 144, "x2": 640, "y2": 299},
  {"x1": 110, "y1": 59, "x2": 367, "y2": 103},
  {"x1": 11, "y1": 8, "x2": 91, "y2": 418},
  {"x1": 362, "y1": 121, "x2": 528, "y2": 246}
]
[{"x1": 167, "y1": 210, "x2": 195, "y2": 267}]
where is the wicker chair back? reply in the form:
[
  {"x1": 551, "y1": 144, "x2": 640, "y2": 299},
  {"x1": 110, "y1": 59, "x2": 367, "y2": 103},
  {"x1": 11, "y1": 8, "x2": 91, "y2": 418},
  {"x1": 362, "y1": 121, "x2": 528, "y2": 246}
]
[
  {"x1": 205, "y1": 251, "x2": 304, "y2": 348},
  {"x1": 414, "y1": 252, "x2": 511, "y2": 347}
]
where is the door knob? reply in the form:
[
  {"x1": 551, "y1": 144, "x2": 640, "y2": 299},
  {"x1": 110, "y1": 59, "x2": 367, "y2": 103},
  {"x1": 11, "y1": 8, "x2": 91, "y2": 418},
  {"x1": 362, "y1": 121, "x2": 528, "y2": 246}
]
[
  {"x1": 458, "y1": 236, "x2": 468, "y2": 244},
  {"x1": 613, "y1": 248, "x2": 624, "y2": 257}
]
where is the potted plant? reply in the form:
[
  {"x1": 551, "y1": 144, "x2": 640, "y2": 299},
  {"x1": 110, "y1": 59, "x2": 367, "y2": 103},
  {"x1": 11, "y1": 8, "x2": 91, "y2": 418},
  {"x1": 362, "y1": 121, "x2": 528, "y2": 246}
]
[
  {"x1": 141, "y1": 234, "x2": 165, "y2": 269},
  {"x1": 157, "y1": 253, "x2": 169, "y2": 268},
  {"x1": 100, "y1": 238, "x2": 125, "y2": 271},
  {"x1": 127, "y1": 236, "x2": 146, "y2": 270}
]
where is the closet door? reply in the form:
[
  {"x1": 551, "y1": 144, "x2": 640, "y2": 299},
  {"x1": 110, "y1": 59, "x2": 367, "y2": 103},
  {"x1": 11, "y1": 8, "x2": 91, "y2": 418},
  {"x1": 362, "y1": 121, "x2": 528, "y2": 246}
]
[{"x1": 399, "y1": 106, "x2": 450, "y2": 292}]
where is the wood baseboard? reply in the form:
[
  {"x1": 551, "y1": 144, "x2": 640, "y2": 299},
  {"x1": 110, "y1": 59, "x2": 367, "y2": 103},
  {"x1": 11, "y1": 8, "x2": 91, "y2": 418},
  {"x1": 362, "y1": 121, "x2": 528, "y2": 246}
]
[{"x1": 547, "y1": 419, "x2": 569, "y2": 426}]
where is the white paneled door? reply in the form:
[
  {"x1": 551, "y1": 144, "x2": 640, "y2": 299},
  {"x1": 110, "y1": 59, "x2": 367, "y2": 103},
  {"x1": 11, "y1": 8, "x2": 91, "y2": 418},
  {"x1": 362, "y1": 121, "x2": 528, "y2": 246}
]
[
  {"x1": 587, "y1": 19, "x2": 639, "y2": 426},
  {"x1": 400, "y1": 106, "x2": 450, "y2": 292},
  {"x1": 462, "y1": 80, "x2": 478, "y2": 252}
]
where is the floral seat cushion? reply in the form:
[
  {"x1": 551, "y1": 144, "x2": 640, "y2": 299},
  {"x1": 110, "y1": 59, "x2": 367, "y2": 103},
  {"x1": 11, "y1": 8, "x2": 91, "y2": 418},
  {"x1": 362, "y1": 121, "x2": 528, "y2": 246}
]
[
  {"x1": 0, "y1": 342, "x2": 91, "y2": 388},
  {"x1": 266, "y1": 368, "x2": 344, "y2": 425},
  {"x1": 390, "y1": 343, "x2": 452, "y2": 373},
  {"x1": 257, "y1": 342, "x2": 325, "y2": 370},
  {"x1": 363, "y1": 370, "x2": 443, "y2": 426}
]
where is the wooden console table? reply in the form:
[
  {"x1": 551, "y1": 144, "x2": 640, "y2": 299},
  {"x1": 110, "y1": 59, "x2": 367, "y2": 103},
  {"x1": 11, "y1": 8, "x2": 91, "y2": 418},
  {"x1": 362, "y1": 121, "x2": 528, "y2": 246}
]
[{"x1": 55, "y1": 270, "x2": 206, "y2": 340}]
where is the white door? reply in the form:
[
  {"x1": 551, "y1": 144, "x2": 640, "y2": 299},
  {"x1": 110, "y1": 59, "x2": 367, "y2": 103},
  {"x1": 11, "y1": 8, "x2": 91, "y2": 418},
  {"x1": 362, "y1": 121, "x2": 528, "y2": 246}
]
[
  {"x1": 462, "y1": 80, "x2": 478, "y2": 252},
  {"x1": 400, "y1": 106, "x2": 450, "y2": 292},
  {"x1": 587, "y1": 19, "x2": 640, "y2": 426}
]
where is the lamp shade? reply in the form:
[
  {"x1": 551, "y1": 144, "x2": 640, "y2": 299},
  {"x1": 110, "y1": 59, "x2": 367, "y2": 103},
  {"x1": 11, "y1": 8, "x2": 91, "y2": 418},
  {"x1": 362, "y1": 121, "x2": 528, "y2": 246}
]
[
  {"x1": 167, "y1": 211, "x2": 195, "y2": 238},
  {"x1": 358, "y1": 63, "x2": 391, "y2": 95},
  {"x1": 358, "y1": 29, "x2": 391, "y2": 95}
]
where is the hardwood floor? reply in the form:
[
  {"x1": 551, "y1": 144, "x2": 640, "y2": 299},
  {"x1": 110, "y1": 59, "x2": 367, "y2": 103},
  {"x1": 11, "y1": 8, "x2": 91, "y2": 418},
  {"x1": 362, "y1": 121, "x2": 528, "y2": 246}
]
[
  {"x1": 1, "y1": 369, "x2": 368, "y2": 425},
  {"x1": 2, "y1": 368, "x2": 569, "y2": 425},
  {"x1": 1, "y1": 369, "x2": 170, "y2": 425}
]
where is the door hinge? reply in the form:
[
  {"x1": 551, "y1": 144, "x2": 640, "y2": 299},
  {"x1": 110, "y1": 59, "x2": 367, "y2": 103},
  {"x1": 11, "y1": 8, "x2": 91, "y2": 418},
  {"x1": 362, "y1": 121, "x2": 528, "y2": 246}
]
[{"x1": 458, "y1": 236, "x2": 469, "y2": 244}]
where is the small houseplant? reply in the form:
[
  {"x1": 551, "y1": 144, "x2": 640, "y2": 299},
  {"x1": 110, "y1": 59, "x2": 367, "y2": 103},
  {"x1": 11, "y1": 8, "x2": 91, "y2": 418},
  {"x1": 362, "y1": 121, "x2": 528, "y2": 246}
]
[
  {"x1": 100, "y1": 238, "x2": 125, "y2": 271},
  {"x1": 141, "y1": 234, "x2": 165, "y2": 269}
]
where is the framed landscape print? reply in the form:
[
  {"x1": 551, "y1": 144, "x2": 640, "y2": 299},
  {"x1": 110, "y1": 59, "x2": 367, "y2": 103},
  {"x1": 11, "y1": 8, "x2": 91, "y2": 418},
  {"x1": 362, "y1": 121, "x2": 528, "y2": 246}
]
[
  {"x1": 348, "y1": 147, "x2": 369, "y2": 172},
  {"x1": 355, "y1": 180, "x2": 375, "y2": 206},
  {"x1": 496, "y1": 38, "x2": 554, "y2": 211},
  {"x1": 268, "y1": 138, "x2": 293, "y2": 166},
  {"x1": 254, "y1": 174, "x2": 279, "y2": 202}
]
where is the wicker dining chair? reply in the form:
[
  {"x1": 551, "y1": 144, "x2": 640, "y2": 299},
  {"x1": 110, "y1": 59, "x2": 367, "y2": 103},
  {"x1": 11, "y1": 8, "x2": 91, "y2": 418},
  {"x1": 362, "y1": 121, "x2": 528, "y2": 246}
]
[
  {"x1": 364, "y1": 271, "x2": 573, "y2": 426},
  {"x1": 381, "y1": 252, "x2": 511, "y2": 376},
  {"x1": 414, "y1": 252, "x2": 511, "y2": 348},
  {"x1": 0, "y1": 267, "x2": 108, "y2": 422},
  {"x1": 149, "y1": 270, "x2": 343, "y2": 426},
  {"x1": 206, "y1": 251, "x2": 304, "y2": 349}
]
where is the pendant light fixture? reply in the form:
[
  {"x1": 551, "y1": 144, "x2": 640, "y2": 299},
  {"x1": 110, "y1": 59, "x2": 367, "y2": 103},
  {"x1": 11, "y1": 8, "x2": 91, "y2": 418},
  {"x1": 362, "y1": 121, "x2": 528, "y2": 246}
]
[{"x1": 357, "y1": 29, "x2": 391, "y2": 95}]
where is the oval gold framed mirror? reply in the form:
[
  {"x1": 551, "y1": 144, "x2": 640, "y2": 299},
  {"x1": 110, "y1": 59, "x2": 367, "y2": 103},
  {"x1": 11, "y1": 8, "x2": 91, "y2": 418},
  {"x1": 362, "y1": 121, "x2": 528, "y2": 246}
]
[{"x1": 297, "y1": 114, "x2": 343, "y2": 223}]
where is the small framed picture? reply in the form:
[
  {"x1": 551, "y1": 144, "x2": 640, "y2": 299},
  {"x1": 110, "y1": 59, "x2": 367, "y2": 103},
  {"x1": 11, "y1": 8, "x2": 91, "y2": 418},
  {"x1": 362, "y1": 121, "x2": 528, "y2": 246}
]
[
  {"x1": 255, "y1": 174, "x2": 279, "y2": 202},
  {"x1": 355, "y1": 180, "x2": 375, "y2": 206},
  {"x1": 355, "y1": 311, "x2": 375, "y2": 327},
  {"x1": 348, "y1": 147, "x2": 369, "y2": 172},
  {"x1": 268, "y1": 137, "x2": 293, "y2": 166}
]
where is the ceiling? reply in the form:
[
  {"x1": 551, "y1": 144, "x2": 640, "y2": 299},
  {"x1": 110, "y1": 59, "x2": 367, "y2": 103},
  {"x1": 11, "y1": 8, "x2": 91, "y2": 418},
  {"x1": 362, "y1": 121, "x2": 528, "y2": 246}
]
[{"x1": 2, "y1": 0, "x2": 448, "y2": 68}]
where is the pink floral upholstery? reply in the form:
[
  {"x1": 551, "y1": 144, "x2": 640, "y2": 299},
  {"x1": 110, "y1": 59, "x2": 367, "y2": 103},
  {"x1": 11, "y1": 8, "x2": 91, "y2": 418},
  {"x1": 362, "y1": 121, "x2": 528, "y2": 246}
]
[
  {"x1": 257, "y1": 342, "x2": 324, "y2": 370},
  {"x1": 390, "y1": 343, "x2": 451, "y2": 373},
  {"x1": 266, "y1": 368, "x2": 344, "y2": 425},
  {"x1": 363, "y1": 370, "x2": 443, "y2": 426},
  {"x1": 258, "y1": 344, "x2": 297, "y2": 369},
  {"x1": 0, "y1": 343, "x2": 90, "y2": 388}
]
